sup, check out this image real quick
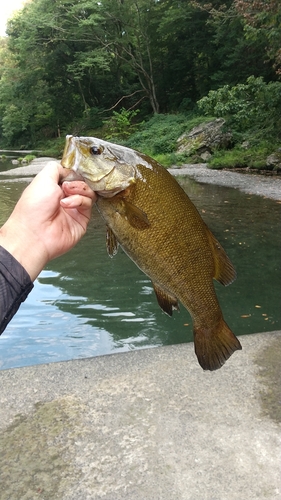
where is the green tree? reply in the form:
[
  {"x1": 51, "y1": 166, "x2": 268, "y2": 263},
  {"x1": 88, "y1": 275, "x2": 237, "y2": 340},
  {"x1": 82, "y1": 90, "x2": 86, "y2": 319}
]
[
  {"x1": 0, "y1": 0, "x2": 279, "y2": 147},
  {"x1": 190, "y1": 0, "x2": 276, "y2": 88},
  {"x1": 69, "y1": 0, "x2": 162, "y2": 113},
  {"x1": 235, "y1": 0, "x2": 281, "y2": 75},
  {"x1": 0, "y1": 0, "x2": 113, "y2": 144}
]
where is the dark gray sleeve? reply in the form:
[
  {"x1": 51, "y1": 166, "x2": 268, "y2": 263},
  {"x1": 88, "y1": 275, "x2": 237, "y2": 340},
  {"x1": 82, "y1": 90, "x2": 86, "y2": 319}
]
[{"x1": 0, "y1": 245, "x2": 34, "y2": 335}]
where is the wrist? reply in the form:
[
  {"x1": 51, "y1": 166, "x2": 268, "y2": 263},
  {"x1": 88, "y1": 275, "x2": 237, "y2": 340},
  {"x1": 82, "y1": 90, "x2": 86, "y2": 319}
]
[{"x1": 0, "y1": 220, "x2": 48, "y2": 281}]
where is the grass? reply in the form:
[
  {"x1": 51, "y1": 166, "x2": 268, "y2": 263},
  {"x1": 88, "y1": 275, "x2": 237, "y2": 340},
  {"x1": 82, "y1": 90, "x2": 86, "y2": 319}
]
[
  {"x1": 125, "y1": 113, "x2": 212, "y2": 156},
  {"x1": 208, "y1": 141, "x2": 277, "y2": 170}
]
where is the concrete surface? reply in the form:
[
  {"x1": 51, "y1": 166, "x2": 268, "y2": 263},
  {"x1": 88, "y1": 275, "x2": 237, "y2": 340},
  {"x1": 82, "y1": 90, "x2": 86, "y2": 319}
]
[{"x1": 0, "y1": 331, "x2": 280, "y2": 500}]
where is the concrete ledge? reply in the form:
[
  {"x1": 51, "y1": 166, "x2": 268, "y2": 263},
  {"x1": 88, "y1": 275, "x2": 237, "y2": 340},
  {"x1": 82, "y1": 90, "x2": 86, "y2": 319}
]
[{"x1": 0, "y1": 331, "x2": 280, "y2": 499}]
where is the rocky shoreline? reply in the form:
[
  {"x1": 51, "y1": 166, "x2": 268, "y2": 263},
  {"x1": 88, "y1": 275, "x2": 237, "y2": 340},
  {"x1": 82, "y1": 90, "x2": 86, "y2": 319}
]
[
  {"x1": 0, "y1": 157, "x2": 280, "y2": 201},
  {"x1": 169, "y1": 163, "x2": 281, "y2": 201}
]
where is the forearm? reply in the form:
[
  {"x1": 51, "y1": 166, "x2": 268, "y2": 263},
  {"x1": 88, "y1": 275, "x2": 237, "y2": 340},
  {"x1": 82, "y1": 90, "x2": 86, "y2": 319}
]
[{"x1": 0, "y1": 246, "x2": 34, "y2": 335}]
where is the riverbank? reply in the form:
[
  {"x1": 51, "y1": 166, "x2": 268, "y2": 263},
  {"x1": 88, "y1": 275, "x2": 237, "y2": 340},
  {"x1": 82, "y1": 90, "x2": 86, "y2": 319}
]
[
  {"x1": 0, "y1": 157, "x2": 55, "y2": 182},
  {"x1": 0, "y1": 331, "x2": 280, "y2": 499},
  {"x1": 1, "y1": 157, "x2": 281, "y2": 201},
  {"x1": 169, "y1": 164, "x2": 281, "y2": 201}
]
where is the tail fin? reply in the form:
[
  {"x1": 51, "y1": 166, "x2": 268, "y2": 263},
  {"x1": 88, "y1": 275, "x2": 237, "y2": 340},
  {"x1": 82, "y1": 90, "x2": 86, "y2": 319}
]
[{"x1": 194, "y1": 319, "x2": 242, "y2": 371}]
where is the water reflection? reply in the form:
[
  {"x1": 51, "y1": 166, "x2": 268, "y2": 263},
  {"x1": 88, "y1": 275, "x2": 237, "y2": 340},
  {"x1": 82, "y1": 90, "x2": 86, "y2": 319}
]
[{"x1": 0, "y1": 169, "x2": 280, "y2": 369}]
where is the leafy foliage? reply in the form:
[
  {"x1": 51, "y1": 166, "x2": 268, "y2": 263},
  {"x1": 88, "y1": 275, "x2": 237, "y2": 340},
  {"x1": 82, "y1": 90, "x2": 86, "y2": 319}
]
[
  {"x1": 198, "y1": 76, "x2": 281, "y2": 137},
  {"x1": 234, "y1": 0, "x2": 281, "y2": 74},
  {"x1": 103, "y1": 108, "x2": 140, "y2": 140}
]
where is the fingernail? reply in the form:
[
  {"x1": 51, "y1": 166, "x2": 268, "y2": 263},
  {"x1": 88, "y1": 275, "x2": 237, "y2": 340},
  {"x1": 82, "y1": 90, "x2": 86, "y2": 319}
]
[{"x1": 60, "y1": 198, "x2": 71, "y2": 206}]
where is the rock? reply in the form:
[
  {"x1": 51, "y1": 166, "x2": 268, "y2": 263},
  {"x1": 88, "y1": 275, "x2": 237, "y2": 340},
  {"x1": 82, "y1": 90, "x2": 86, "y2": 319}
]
[
  {"x1": 176, "y1": 119, "x2": 232, "y2": 157},
  {"x1": 11, "y1": 159, "x2": 19, "y2": 165},
  {"x1": 266, "y1": 152, "x2": 281, "y2": 170},
  {"x1": 241, "y1": 141, "x2": 250, "y2": 149},
  {"x1": 200, "y1": 151, "x2": 212, "y2": 162}
]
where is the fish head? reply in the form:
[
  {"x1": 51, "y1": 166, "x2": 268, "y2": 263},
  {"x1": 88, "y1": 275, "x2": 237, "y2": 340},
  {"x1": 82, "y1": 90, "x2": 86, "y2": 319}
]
[{"x1": 61, "y1": 135, "x2": 137, "y2": 197}]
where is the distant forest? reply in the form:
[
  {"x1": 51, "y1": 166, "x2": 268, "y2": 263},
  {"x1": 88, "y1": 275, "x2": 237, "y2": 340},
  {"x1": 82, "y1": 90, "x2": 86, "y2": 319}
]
[{"x1": 0, "y1": 0, "x2": 280, "y2": 148}]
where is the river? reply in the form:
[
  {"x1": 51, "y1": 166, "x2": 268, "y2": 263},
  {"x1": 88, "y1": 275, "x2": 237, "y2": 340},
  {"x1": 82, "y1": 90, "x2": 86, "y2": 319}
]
[{"x1": 0, "y1": 159, "x2": 280, "y2": 369}]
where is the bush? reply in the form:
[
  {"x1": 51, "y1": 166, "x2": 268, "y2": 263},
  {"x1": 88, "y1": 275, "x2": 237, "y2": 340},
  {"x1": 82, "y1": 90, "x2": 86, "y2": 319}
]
[
  {"x1": 22, "y1": 154, "x2": 37, "y2": 163},
  {"x1": 39, "y1": 137, "x2": 67, "y2": 158},
  {"x1": 103, "y1": 108, "x2": 140, "y2": 140},
  {"x1": 198, "y1": 76, "x2": 281, "y2": 138}
]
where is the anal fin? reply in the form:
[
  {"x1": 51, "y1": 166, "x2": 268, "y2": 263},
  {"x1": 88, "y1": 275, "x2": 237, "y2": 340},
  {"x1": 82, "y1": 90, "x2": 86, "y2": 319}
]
[
  {"x1": 206, "y1": 228, "x2": 236, "y2": 286},
  {"x1": 153, "y1": 282, "x2": 179, "y2": 316}
]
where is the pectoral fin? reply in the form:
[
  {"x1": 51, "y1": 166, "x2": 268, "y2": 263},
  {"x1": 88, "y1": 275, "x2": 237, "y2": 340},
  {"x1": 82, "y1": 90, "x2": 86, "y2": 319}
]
[
  {"x1": 117, "y1": 199, "x2": 150, "y2": 230},
  {"x1": 206, "y1": 228, "x2": 236, "y2": 286},
  {"x1": 106, "y1": 226, "x2": 119, "y2": 257},
  {"x1": 153, "y1": 282, "x2": 179, "y2": 316},
  {"x1": 112, "y1": 186, "x2": 150, "y2": 230},
  {"x1": 124, "y1": 200, "x2": 150, "y2": 230}
]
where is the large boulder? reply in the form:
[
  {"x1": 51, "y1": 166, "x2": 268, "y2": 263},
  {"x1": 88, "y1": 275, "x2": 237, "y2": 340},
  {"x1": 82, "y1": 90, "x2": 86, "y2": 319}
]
[
  {"x1": 176, "y1": 118, "x2": 232, "y2": 159},
  {"x1": 266, "y1": 151, "x2": 281, "y2": 171}
]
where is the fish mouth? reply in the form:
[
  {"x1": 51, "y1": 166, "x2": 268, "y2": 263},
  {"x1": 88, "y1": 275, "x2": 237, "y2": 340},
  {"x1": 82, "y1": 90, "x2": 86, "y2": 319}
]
[
  {"x1": 62, "y1": 170, "x2": 85, "y2": 183},
  {"x1": 61, "y1": 135, "x2": 81, "y2": 171},
  {"x1": 61, "y1": 135, "x2": 116, "y2": 183}
]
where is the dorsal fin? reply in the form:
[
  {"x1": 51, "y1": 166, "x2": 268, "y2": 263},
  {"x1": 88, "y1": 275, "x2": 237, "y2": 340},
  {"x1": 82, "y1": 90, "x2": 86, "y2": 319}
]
[
  {"x1": 206, "y1": 228, "x2": 236, "y2": 286},
  {"x1": 152, "y1": 282, "x2": 179, "y2": 316},
  {"x1": 106, "y1": 226, "x2": 119, "y2": 257}
]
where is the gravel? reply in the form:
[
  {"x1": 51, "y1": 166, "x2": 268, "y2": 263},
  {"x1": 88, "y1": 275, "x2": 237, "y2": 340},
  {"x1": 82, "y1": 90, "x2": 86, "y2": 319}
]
[{"x1": 169, "y1": 164, "x2": 281, "y2": 201}]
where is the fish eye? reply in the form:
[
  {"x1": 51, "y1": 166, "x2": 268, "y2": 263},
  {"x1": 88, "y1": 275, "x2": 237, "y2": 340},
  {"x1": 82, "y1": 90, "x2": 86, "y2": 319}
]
[{"x1": 90, "y1": 146, "x2": 102, "y2": 155}]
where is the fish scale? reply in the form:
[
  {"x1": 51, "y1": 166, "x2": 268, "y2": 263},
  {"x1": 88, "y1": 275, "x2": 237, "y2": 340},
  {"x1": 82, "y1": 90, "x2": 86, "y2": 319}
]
[
  {"x1": 62, "y1": 136, "x2": 242, "y2": 371},
  {"x1": 101, "y1": 163, "x2": 219, "y2": 320}
]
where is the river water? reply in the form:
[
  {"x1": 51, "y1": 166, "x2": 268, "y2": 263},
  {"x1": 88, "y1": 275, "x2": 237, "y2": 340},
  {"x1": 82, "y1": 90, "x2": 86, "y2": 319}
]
[{"x1": 0, "y1": 160, "x2": 280, "y2": 369}]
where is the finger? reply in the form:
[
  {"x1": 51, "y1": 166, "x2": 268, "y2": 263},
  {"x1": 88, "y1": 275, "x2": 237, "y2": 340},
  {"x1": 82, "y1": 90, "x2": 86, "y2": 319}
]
[
  {"x1": 60, "y1": 194, "x2": 94, "y2": 210},
  {"x1": 36, "y1": 161, "x2": 63, "y2": 183},
  {"x1": 15, "y1": 161, "x2": 64, "y2": 214},
  {"x1": 62, "y1": 181, "x2": 97, "y2": 201}
]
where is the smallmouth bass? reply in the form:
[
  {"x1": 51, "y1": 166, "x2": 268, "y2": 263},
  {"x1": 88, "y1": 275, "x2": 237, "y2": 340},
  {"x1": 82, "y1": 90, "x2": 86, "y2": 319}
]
[{"x1": 62, "y1": 135, "x2": 242, "y2": 371}]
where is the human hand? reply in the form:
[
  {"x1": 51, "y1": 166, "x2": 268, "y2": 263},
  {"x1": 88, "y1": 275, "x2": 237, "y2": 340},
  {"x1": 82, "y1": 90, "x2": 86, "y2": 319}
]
[{"x1": 0, "y1": 161, "x2": 96, "y2": 280}]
